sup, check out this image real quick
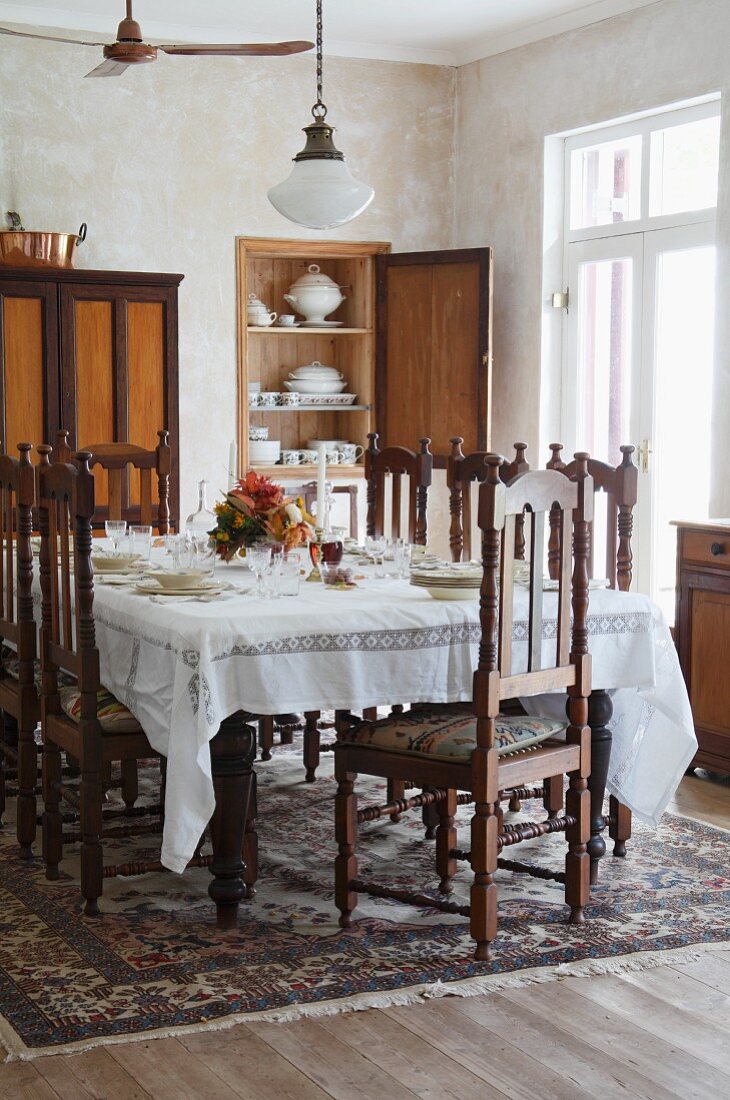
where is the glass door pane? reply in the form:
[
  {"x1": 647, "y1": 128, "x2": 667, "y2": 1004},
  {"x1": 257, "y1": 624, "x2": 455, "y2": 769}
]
[{"x1": 641, "y1": 228, "x2": 716, "y2": 620}]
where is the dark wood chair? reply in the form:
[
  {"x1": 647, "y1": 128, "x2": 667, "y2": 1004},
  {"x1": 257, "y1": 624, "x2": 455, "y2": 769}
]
[
  {"x1": 37, "y1": 448, "x2": 167, "y2": 915},
  {"x1": 55, "y1": 430, "x2": 171, "y2": 534},
  {"x1": 334, "y1": 457, "x2": 593, "y2": 960},
  {"x1": 546, "y1": 443, "x2": 638, "y2": 591},
  {"x1": 547, "y1": 443, "x2": 638, "y2": 860},
  {"x1": 302, "y1": 481, "x2": 359, "y2": 541},
  {"x1": 447, "y1": 439, "x2": 530, "y2": 562},
  {"x1": 365, "y1": 433, "x2": 432, "y2": 545},
  {"x1": 0, "y1": 443, "x2": 39, "y2": 856}
]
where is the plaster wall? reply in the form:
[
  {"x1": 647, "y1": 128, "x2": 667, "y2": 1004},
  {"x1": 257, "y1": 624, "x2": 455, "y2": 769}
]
[
  {"x1": 454, "y1": 0, "x2": 730, "y2": 512},
  {"x1": 0, "y1": 37, "x2": 455, "y2": 516}
]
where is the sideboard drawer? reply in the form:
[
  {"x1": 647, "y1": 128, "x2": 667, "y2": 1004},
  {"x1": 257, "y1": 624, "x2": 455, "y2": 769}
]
[{"x1": 683, "y1": 530, "x2": 730, "y2": 567}]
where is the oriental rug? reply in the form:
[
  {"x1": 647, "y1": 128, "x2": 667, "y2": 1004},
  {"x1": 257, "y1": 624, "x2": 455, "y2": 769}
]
[{"x1": 0, "y1": 741, "x2": 728, "y2": 1060}]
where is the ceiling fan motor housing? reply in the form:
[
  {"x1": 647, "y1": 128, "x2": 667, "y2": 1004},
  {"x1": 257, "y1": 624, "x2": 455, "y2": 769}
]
[{"x1": 104, "y1": 14, "x2": 156, "y2": 63}]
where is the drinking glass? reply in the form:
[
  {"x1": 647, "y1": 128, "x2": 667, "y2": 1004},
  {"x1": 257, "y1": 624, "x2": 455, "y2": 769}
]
[
  {"x1": 167, "y1": 532, "x2": 194, "y2": 569},
  {"x1": 130, "y1": 524, "x2": 153, "y2": 562},
  {"x1": 247, "y1": 545, "x2": 272, "y2": 597},
  {"x1": 321, "y1": 537, "x2": 343, "y2": 565},
  {"x1": 277, "y1": 559, "x2": 301, "y2": 597},
  {"x1": 393, "y1": 541, "x2": 412, "y2": 579},
  {"x1": 192, "y1": 535, "x2": 217, "y2": 577},
  {"x1": 105, "y1": 520, "x2": 127, "y2": 556},
  {"x1": 364, "y1": 535, "x2": 386, "y2": 578}
]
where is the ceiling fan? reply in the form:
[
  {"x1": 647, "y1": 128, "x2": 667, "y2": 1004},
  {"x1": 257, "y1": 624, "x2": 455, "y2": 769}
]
[{"x1": 0, "y1": 0, "x2": 314, "y2": 77}]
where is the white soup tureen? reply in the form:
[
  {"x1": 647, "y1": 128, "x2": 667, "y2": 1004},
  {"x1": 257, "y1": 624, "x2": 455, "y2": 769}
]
[{"x1": 284, "y1": 264, "x2": 346, "y2": 325}]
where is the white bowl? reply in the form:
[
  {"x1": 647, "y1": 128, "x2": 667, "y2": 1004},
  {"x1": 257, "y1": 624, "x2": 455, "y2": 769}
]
[
  {"x1": 283, "y1": 379, "x2": 346, "y2": 395},
  {"x1": 425, "y1": 585, "x2": 480, "y2": 601},
  {"x1": 92, "y1": 553, "x2": 140, "y2": 572},
  {"x1": 145, "y1": 569, "x2": 209, "y2": 590}
]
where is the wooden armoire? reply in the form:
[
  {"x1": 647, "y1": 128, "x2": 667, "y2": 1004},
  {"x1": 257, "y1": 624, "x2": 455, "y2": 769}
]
[{"x1": 0, "y1": 266, "x2": 182, "y2": 525}]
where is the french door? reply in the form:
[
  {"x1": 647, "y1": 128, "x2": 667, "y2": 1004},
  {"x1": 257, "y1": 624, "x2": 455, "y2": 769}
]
[{"x1": 566, "y1": 224, "x2": 716, "y2": 617}]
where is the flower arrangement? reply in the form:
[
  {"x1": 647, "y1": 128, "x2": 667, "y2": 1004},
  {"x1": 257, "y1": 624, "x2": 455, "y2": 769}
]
[{"x1": 212, "y1": 471, "x2": 314, "y2": 560}]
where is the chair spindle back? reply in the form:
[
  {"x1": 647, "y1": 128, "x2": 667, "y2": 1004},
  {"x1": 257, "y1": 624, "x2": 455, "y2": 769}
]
[
  {"x1": 448, "y1": 439, "x2": 530, "y2": 561},
  {"x1": 0, "y1": 444, "x2": 36, "y2": 667},
  {"x1": 365, "y1": 433, "x2": 432, "y2": 544}
]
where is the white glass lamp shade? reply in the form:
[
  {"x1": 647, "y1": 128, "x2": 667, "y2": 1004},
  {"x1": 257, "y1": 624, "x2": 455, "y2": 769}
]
[{"x1": 268, "y1": 157, "x2": 375, "y2": 230}]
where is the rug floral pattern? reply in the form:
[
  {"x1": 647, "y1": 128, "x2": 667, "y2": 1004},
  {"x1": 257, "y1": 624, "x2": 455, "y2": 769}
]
[{"x1": 0, "y1": 741, "x2": 728, "y2": 1056}]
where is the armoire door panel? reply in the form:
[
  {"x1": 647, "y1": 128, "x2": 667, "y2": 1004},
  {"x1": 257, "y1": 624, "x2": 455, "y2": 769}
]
[
  {"x1": 0, "y1": 280, "x2": 59, "y2": 454},
  {"x1": 689, "y1": 588, "x2": 730, "y2": 736},
  {"x1": 376, "y1": 248, "x2": 492, "y2": 464},
  {"x1": 127, "y1": 300, "x2": 165, "y2": 503},
  {"x1": 73, "y1": 298, "x2": 115, "y2": 505},
  {"x1": 2, "y1": 297, "x2": 45, "y2": 452}
]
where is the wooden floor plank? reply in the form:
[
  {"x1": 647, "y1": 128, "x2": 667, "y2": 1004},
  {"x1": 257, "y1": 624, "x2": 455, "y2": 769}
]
[
  {"x1": 179, "y1": 1023, "x2": 333, "y2": 1100},
  {"x1": 0, "y1": 1060, "x2": 62, "y2": 1100},
  {"x1": 318, "y1": 1006, "x2": 505, "y2": 1100},
  {"x1": 385, "y1": 1000, "x2": 587, "y2": 1100},
  {"x1": 506, "y1": 980, "x2": 730, "y2": 1099},
  {"x1": 451, "y1": 986, "x2": 678, "y2": 1100},
  {"x1": 621, "y1": 964, "x2": 730, "y2": 1032},
  {"x1": 672, "y1": 952, "x2": 730, "y2": 996},
  {"x1": 247, "y1": 1017, "x2": 419, "y2": 1100},
  {"x1": 108, "y1": 1037, "x2": 250, "y2": 1099},
  {"x1": 35, "y1": 1047, "x2": 150, "y2": 1100}
]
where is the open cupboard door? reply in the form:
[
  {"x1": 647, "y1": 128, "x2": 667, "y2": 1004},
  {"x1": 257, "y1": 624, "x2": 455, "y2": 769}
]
[{"x1": 376, "y1": 248, "x2": 492, "y2": 465}]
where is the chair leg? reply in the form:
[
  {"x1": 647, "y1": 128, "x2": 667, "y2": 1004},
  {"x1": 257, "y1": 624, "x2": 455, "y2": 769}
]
[
  {"x1": 334, "y1": 754, "x2": 358, "y2": 929},
  {"x1": 0, "y1": 711, "x2": 6, "y2": 826},
  {"x1": 507, "y1": 790, "x2": 522, "y2": 812},
  {"x1": 470, "y1": 767, "x2": 499, "y2": 962},
  {"x1": 258, "y1": 716, "x2": 274, "y2": 761},
  {"x1": 80, "y1": 758, "x2": 103, "y2": 917},
  {"x1": 436, "y1": 788, "x2": 458, "y2": 894},
  {"x1": 303, "y1": 710, "x2": 320, "y2": 782},
  {"x1": 565, "y1": 766, "x2": 591, "y2": 924},
  {"x1": 42, "y1": 737, "x2": 63, "y2": 881},
  {"x1": 422, "y1": 790, "x2": 440, "y2": 839},
  {"x1": 17, "y1": 718, "x2": 38, "y2": 858},
  {"x1": 121, "y1": 759, "x2": 139, "y2": 813},
  {"x1": 609, "y1": 795, "x2": 632, "y2": 858},
  {"x1": 243, "y1": 771, "x2": 258, "y2": 899},
  {"x1": 543, "y1": 774, "x2": 564, "y2": 820}
]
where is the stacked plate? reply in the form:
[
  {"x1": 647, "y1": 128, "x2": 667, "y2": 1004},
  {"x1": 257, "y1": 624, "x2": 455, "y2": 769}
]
[
  {"x1": 410, "y1": 563, "x2": 482, "y2": 601},
  {"x1": 249, "y1": 439, "x2": 281, "y2": 464}
]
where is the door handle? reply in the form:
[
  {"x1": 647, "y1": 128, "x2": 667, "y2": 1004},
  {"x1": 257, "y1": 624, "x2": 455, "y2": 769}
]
[{"x1": 636, "y1": 439, "x2": 652, "y2": 474}]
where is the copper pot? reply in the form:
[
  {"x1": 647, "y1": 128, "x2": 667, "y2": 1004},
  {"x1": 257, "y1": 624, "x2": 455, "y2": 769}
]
[{"x1": 0, "y1": 222, "x2": 87, "y2": 269}]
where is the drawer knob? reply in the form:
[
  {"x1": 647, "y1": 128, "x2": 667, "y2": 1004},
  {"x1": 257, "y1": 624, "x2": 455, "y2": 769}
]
[{"x1": 711, "y1": 542, "x2": 725, "y2": 556}]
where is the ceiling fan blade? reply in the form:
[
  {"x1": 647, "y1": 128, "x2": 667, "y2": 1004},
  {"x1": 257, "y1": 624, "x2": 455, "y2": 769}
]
[
  {"x1": 85, "y1": 58, "x2": 130, "y2": 78},
  {"x1": 157, "y1": 40, "x2": 314, "y2": 57},
  {"x1": 0, "y1": 25, "x2": 105, "y2": 47}
]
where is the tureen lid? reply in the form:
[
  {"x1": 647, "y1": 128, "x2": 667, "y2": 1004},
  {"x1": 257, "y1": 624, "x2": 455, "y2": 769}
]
[
  {"x1": 288, "y1": 264, "x2": 347, "y2": 290},
  {"x1": 290, "y1": 360, "x2": 342, "y2": 377}
]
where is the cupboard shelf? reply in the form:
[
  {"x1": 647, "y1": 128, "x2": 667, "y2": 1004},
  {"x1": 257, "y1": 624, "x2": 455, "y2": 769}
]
[
  {"x1": 251, "y1": 464, "x2": 364, "y2": 479},
  {"x1": 247, "y1": 327, "x2": 372, "y2": 335},
  {"x1": 249, "y1": 404, "x2": 371, "y2": 413}
]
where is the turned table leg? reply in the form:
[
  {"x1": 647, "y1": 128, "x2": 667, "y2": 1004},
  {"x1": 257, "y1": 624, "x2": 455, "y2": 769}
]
[
  {"x1": 586, "y1": 689, "x2": 613, "y2": 886},
  {"x1": 208, "y1": 711, "x2": 256, "y2": 930}
]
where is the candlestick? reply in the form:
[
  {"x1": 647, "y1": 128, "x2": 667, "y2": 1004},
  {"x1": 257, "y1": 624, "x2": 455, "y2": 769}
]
[{"x1": 316, "y1": 442, "x2": 327, "y2": 527}]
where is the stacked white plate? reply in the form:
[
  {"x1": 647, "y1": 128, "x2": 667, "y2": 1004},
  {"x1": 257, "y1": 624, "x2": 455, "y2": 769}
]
[
  {"x1": 249, "y1": 439, "x2": 281, "y2": 464},
  {"x1": 410, "y1": 563, "x2": 482, "y2": 601}
]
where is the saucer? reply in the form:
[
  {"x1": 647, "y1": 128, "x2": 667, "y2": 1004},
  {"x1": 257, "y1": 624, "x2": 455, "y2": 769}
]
[
  {"x1": 136, "y1": 580, "x2": 223, "y2": 597},
  {"x1": 299, "y1": 320, "x2": 344, "y2": 328},
  {"x1": 274, "y1": 322, "x2": 300, "y2": 328}
]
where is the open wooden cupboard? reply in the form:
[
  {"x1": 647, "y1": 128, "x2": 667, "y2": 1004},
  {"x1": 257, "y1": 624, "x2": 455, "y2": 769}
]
[{"x1": 236, "y1": 237, "x2": 493, "y2": 482}]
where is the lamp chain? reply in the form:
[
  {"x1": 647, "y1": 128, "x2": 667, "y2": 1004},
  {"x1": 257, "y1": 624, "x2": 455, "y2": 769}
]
[{"x1": 312, "y1": 0, "x2": 326, "y2": 120}]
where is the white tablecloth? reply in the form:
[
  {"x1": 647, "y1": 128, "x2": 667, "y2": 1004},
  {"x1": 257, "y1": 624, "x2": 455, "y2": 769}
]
[{"x1": 78, "y1": 554, "x2": 697, "y2": 873}]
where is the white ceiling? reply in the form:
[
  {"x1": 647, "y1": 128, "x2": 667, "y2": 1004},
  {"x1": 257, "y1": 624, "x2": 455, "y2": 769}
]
[{"x1": 0, "y1": 0, "x2": 661, "y2": 65}]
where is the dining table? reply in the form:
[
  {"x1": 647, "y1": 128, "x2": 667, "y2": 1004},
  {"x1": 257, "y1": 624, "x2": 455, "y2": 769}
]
[{"x1": 54, "y1": 546, "x2": 697, "y2": 930}]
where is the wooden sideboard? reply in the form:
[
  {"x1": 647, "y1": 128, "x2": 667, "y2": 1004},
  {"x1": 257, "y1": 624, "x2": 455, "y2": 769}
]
[
  {"x1": 0, "y1": 266, "x2": 182, "y2": 526},
  {"x1": 674, "y1": 520, "x2": 730, "y2": 774}
]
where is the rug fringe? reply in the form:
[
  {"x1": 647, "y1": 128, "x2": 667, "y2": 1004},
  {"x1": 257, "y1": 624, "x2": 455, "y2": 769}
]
[{"x1": 3, "y1": 938, "x2": 728, "y2": 1063}]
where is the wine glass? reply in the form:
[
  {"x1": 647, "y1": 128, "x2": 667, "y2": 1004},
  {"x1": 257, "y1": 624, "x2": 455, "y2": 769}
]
[
  {"x1": 364, "y1": 535, "x2": 386, "y2": 578},
  {"x1": 105, "y1": 520, "x2": 127, "y2": 556},
  {"x1": 247, "y1": 545, "x2": 272, "y2": 597}
]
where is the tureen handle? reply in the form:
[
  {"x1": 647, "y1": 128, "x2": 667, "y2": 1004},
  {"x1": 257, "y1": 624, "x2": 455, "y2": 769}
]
[{"x1": 308, "y1": 264, "x2": 321, "y2": 274}]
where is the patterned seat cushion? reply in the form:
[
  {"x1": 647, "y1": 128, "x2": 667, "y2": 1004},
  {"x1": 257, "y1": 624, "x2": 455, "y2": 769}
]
[
  {"x1": 344, "y1": 705, "x2": 565, "y2": 759},
  {"x1": 58, "y1": 685, "x2": 141, "y2": 734},
  {"x1": 2, "y1": 651, "x2": 74, "y2": 691}
]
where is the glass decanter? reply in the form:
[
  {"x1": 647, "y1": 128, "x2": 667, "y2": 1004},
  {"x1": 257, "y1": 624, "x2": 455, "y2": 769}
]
[{"x1": 185, "y1": 480, "x2": 217, "y2": 537}]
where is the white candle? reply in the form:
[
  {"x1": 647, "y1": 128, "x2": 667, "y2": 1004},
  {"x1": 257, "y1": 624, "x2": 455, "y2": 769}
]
[
  {"x1": 228, "y1": 440, "x2": 237, "y2": 490},
  {"x1": 316, "y1": 443, "x2": 327, "y2": 528}
]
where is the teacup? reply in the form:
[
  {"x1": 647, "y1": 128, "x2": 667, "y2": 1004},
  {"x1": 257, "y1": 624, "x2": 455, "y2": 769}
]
[
  {"x1": 258, "y1": 392, "x2": 279, "y2": 407},
  {"x1": 278, "y1": 314, "x2": 297, "y2": 326},
  {"x1": 280, "y1": 450, "x2": 301, "y2": 465},
  {"x1": 299, "y1": 449, "x2": 318, "y2": 464},
  {"x1": 325, "y1": 449, "x2": 340, "y2": 465},
  {"x1": 337, "y1": 444, "x2": 364, "y2": 465},
  {"x1": 252, "y1": 310, "x2": 277, "y2": 327},
  {"x1": 248, "y1": 426, "x2": 269, "y2": 442},
  {"x1": 278, "y1": 392, "x2": 300, "y2": 407}
]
